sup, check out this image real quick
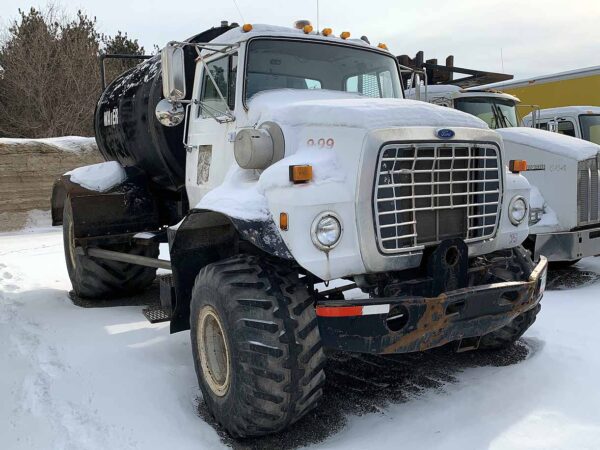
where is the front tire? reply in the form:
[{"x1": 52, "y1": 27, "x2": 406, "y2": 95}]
[
  {"x1": 190, "y1": 254, "x2": 326, "y2": 438},
  {"x1": 62, "y1": 198, "x2": 158, "y2": 299}
]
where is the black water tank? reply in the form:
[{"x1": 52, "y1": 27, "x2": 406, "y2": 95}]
[{"x1": 94, "y1": 24, "x2": 235, "y2": 192}]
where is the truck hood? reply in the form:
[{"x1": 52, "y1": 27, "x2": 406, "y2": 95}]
[
  {"x1": 496, "y1": 127, "x2": 600, "y2": 161},
  {"x1": 247, "y1": 89, "x2": 488, "y2": 130}
]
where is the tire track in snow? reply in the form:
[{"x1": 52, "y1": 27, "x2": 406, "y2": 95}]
[{"x1": 0, "y1": 263, "x2": 113, "y2": 450}]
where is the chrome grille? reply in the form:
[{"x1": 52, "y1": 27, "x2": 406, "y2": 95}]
[
  {"x1": 374, "y1": 143, "x2": 502, "y2": 253},
  {"x1": 577, "y1": 157, "x2": 600, "y2": 226}
]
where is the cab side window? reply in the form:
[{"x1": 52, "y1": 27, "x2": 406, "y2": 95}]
[
  {"x1": 199, "y1": 54, "x2": 237, "y2": 117},
  {"x1": 557, "y1": 120, "x2": 576, "y2": 137}
]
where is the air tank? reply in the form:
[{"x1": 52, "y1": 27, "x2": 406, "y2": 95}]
[{"x1": 94, "y1": 24, "x2": 235, "y2": 192}]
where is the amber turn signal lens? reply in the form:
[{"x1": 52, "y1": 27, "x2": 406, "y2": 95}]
[
  {"x1": 303, "y1": 24, "x2": 313, "y2": 34},
  {"x1": 289, "y1": 165, "x2": 313, "y2": 184},
  {"x1": 340, "y1": 31, "x2": 351, "y2": 39},
  {"x1": 280, "y1": 212, "x2": 289, "y2": 231},
  {"x1": 321, "y1": 28, "x2": 332, "y2": 36},
  {"x1": 509, "y1": 160, "x2": 528, "y2": 173},
  {"x1": 242, "y1": 23, "x2": 253, "y2": 32}
]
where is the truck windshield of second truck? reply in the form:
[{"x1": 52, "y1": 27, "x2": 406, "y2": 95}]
[
  {"x1": 580, "y1": 114, "x2": 600, "y2": 145},
  {"x1": 454, "y1": 97, "x2": 519, "y2": 129},
  {"x1": 245, "y1": 38, "x2": 403, "y2": 100}
]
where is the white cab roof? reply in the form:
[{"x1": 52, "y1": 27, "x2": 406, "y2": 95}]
[
  {"x1": 534, "y1": 106, "x2": 600, "y2": 117},
  {"x1": 206, "y1": 24, "x2": 385, "y2": 53},
  {"x1": 410, "y1": 84, "x2": 519, "y2": 103}
]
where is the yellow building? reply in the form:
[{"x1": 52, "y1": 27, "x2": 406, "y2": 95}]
[{"x1": 485, "y1": 66, "x2": 600, "y2": 109}]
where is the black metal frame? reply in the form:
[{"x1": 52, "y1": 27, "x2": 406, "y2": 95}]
[{"x1": 397, "y1": 51, "x2": 514, "y2": 88}]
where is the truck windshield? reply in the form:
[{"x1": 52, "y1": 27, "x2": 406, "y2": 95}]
[
  {"x1": 454, "y1": 97, "x2": 518, "y2": 129},
  {"x1": 580, "y1": 114, "x2": 600, "y2": 145},
  {"x1": 245, "y1": 39, "x2": 402, "y2": 101}
]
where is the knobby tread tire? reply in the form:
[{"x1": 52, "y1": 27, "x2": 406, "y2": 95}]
[
  {"x1": 478, "y1": 303, "x2": 541, "y2": 350},
  {"x1": 190, "y1": 254, "x2": 326, "y2": 438},
  {"x1": 63, "y1": 198, "x2": 158, "y2": 299}
]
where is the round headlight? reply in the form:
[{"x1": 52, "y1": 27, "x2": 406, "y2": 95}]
[
  {"x1": 509, "y1": 196, "x2": 528, "y2": 225},
  {"x1": 312, "y1": 213, "x2": 342, "y2": 250}
]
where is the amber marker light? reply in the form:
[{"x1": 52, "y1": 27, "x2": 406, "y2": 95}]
[
  {"x1": 378, "y1": 43, "x2": 388, "y2": 50},
  {"x1": 242, "y1": 23, "x2": 253, "y2": 32},
  {"x1": 289, "y1": 165, "x2": 313, "y2": 184},
  {"x1": 280, "y1": 212, "x2": 289, "y2": 231},
  {"x1": 509, "y1": 160, "x2": 528, "y2": 173},
  {"x1": 321, "y1": 28, "x2": 333, "y2": 36},
  {"x1": 303, "y1": 24, "x2": 314, "y2": 34},
  {"x1": 340, "y1": 31, "x2": 351, "y2": 39}
]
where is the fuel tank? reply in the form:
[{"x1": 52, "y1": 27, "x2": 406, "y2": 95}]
[{"x1": 94, "y1": 24, "x2": 234, "y2": 192}]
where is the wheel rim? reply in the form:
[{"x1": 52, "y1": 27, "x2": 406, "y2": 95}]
[
  {"x1": 197, "y1": 306, "x2": 231, "y2": 397},
  {"x1": 67, "y1": 215, "x2": 76, "y2": 268}
]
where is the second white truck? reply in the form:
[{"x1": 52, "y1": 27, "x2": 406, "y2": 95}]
[
  {"x1": 523, "y1": 106, "x2": 600, "y2": 145},
  {"x1": 411, "y1": 84, "x2": 600, "y2": 265}
]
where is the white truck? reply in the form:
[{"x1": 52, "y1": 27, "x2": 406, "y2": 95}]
[
  {"x1": 412, "y1": 84, "x2": 600, "y2": 265},
  {"x1": 50, "y1": 22, "x2": 547, "y2": 437},
  {"x1": 522, "y1": 106, "x2": 600, "y2": 145}
]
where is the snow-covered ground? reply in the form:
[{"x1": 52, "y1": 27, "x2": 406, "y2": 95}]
[{"x1": 1, "y1": 228, "x2": 600, "y2": 450}]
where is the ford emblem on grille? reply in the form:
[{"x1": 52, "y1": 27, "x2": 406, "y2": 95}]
[{"x1": 436, "y1": 128, "x2": 455, "y2": 139}]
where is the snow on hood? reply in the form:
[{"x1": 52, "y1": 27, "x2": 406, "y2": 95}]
[
  {"x1": 247, "y1": 89, "x2": 488, "y2": 130},
  {"x1": 66, "y1": 161, "x2": 126, "y2": 192},
  {"x1": 196, "y1": 146, "x2": 344, "y2": 221},
  {"x1": 496, "y1": 127, "x2": 600, "y2": 160}
]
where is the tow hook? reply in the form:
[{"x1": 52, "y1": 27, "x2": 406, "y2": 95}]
[{"x1": 455, "y1": 336, "x2": 481, "y2": 353}]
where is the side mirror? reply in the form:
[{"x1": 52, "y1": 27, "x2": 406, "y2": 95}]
[
  {"x1": 161, "y1": 44, "x2": 186, "y2": 101},
  {"x1": 155, "y1": 98, "x2": 185, "y2": 127},
  {"x1": 547, "y1": 119, "x2": 559, "y2": 133}
]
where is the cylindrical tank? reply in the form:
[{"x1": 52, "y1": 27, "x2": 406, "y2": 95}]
[{"x1": 94, "y1": 24, "x2": 235, "y2": 192}]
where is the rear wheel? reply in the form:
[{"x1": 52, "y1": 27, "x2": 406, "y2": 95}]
[
  {"x1": 62, "y1": 198, "x2": 158, "y2": 299},
  {"x1": 190, "y1": 254, "x2": 326, "y2": 438}
]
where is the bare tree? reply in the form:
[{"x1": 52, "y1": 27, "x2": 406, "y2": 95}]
[{"x1": 0, "y1": 6, "x2": 147, "y2": 138}]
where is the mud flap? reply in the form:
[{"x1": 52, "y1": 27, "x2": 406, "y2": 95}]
[{"x1": 50, "y1": 167, "x2": 159, "y2": 238}]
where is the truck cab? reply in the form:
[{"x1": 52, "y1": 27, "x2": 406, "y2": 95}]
[
  {"x1": 522, "y1": 106, "x2": 600, "y2": 145},
  {"x1": 52, "y1": 23, "x2": 547, "y2": 438},
  {"x1": 410, "y1": 84, "x2": 600, "y2": 264}
]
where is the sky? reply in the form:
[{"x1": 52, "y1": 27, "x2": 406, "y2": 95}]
[{"x1": 1, "y1": 0, "x2": 599, "y2": 80}]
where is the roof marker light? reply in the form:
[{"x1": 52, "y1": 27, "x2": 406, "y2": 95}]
[
  {"x1": 340, "y1": 31, "x2": 351, "y2": 39},
  {"x1": 242, "y1": 23, "x2": 253, "y2": 32},
  {"x1": 322, "y1": 28, "x2": 332, "y2": 36},
  {"x1": 378, "y1": 43, "x2": 388, "y2": 50},
  {"x1": 303, "y1": 24, "x2": 314, "y2": 34}
]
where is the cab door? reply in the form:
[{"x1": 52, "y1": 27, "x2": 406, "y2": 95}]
[{"x1": 185, "y1": 53, "x2": 238, "y2": 207}]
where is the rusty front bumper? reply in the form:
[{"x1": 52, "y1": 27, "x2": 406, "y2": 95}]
[{"x1": 316, "y1": 257, "x2": 547, "y2": 354}]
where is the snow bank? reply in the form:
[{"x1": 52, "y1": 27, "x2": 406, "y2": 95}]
[
  {"x1": 66, "y1": 161, "x2": 126, "y2": 192},
  {"x1": 497, "y1": 128, "x2": 600, "y2": 160},
  {"x1": 247, "y1": 89, "x2": 488, "y2": 130},
  {"x1": 0, "y1": 136, "x2": 97, "y2": 153}
]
